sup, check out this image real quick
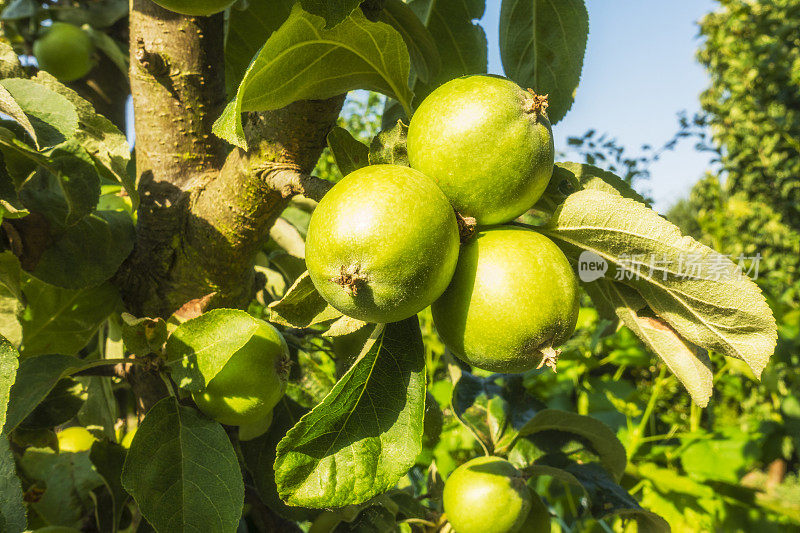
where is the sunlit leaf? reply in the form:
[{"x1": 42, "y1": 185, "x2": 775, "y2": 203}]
[{"x1": 275, "y1": 317, "x2": 425, "y2": 507}]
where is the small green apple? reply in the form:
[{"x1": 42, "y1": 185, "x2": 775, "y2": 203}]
[
  {"x1": 33, "y1": 23, "x2": 94, "y2": 82},
  {"x1": 443, "y1": 456, "x2": 532, "y2": 533},
  {"x1": 306, "y1": 164, "x2": 460, "y2": 323}
]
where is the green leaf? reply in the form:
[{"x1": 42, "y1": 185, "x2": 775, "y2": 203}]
[
  {"x1": 499, "y1": 0, "x2": 588, "y2": 124},
  {"x1": 215, "y1": 4, "x2": 413, "y2": 149},
  {"x1": 0, "y1": 42, "x2": 24, "y2": 78},
  {"x1": 542, "y1": 188, "x2": 777, "y2": 377},
  {"x1": 380, "y1": 0, "x2": 440, "y2": 84},
  {"x1": 634, "y1": 462, "x2": 715, "y2": 499},
  {"x1": 336, "y1": 504, "x2": 398, "y2": 532},
  {"x1": 19, "y1": 279, "x2": 121, "y2": 356},
  {"x1": 368, "y1": 119, "x2": 408, "y2": 166},
  {"x1": 585, "y1": 280, "x2": 713, "y2": 407},
  {"x1": 30, "y1": 72, "x2": 136, "y2": 207},
  {"x1": 452, "y1": 372, "x2": 544, "y2": 455},
  {"x1": 0, "y1": 0, "x2": 36, "y2": 19},
  {"x1": 77, "y1": 375, "x2": 118, "y2": 439},
  {"x1": 85, "y1": 27, "x2": 129, "y2": 75},
  {"x1": 0, "y1": 290, "x2": 22, "y2": 347},
  {"x1": 275, "y1": 317, "x2": 426, "y2": 507},
  {"x1": 0, "y1": 336, "x2": 19, "y2": 432},
  {"x1": 0, "y1": 78, "x2": 79, "y2": 148},
  {"x1": 566, "y1": 462, "x2": 669, "y2": 531},
  {"x1": 679, "y1": 432, "x2": 756, "y2": 483},
  {"x1": 121, "y1": 397, "x2": 244, "y2": 533},
  {"x1": 407, "y1": 0, "x2": 487, "y2": 101},
  {"x1": 269, "y1": 216, "x2": 307, "y2": 259},
  {"x1": 40, "y1": 141, "x2": 102, "y2": 224},
  {"x1": 240, "y1": 397, "x2": 317, "y2": 521},
  {"x1": 268, "y1": 271, "x2": 342, "y2": 328},
  {"x1": 19, "y1": 377, "x2": 86, "y2": 429},
  {"x1": 225, "y1": 0, "x2": 294, "y2": 95},
  {"x1": 0, "y1": 436, "x2": 26, "y2": 533},
  {"x1": 300, "y1": 0, "x2": 361, "y2": 28},
  {"x1": 165, "y1": 308, "x2": 262, "y2": 391},
  {"x1": 0, "y1": 251, "x2": 23, "y2": 302},
  {"x1": 285, "y1": 346, "x2": 339, "y2": 408},
  {"x1": 3, "y1": 354, "x2": 81, "y2": 434},
  {"x1": 534, "y1": 161, "x2": 650, "y2": 214},
  {"x1": 520, "y1": 464, "x2": 588, "y2": 498},
  {"x1": 120, "y1": 313, "x2": 168, "y2": 358},
  {"x1": 0, "y1": 160, "x2": 25, "y2": 217},
  {"x1": 90, "y1": 440, "x2": 129, "y2": 532},
  {"x1": 31, "y1": 210, "x2": 135, "y2": 289},
  {"x1": 521, "y1": 489, "x2": 551, "y2": 533},
  {"x1": 19, "y1": 445, "x2": 104, "y2": 528},
  {"x1": 0, "y1": 82, "x2": 38, "y2": 146},
  {"x1": 323, "y1": 315, "x2": 369, "y2": 337},
  {"x1": 327, "y1": 126, "x2": 369, "y2": 176},
  {"x1": 517, "y1": 409, "x2": 627, "y2": 481},
  {"x1": 7, "y1": 137, "x2": 102, "y2": 225},
  {"x1": 53, "y1": 0, "x2": 127, "y2": 28}
]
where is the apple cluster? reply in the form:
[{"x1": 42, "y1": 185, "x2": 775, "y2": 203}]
[{"x1": 306, "y1": 75, "x2": 580, "y2": 375}]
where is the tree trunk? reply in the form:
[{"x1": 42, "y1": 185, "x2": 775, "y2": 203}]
[{"x1": 117, "y1": 0, "x2": 342, "y2": 414}]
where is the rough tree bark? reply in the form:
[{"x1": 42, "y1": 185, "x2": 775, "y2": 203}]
[
  {"x1": 116, "y1": 0, "x2": 343, "y2": 417},
  {"x1": 118, "y1": 0, "x2": 342, "y2": 321}
]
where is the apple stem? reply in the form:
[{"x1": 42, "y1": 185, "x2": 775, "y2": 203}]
[
  {"x1": 536, "y1": 346, "x2": 560, "y2": 373},
  {"x1": 455, "y1": 211, "x2": 477, "y2": 243}
]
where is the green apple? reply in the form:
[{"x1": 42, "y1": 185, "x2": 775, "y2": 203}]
[
  {"x1": 408, "y1": 75, "x2": 554, "y2": 225},
  {"x1": 305, "y1": 164, "x2": 460, "y2": 323},
  {"x1": 57, "y1": 426, "x2": 96, "y2": 453},
  {"x1": 192, "y1": 321, "x2": 289, "y2": 427},
  {"x1": 443, "y1": 456, "x2": 532, "y2": 533},
  {"x1": 151, "y1": 0, "x2": 236, "y2": 16},
  {"x1": 33, "y1": 23, "x2": 94, "y2": 82},
  {"x1": 432, "y1": 226, "x2": 579, "y2": 373}
]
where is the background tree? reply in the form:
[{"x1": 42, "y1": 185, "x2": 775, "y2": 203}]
[
  {"x1": 696, "y1": 0, "x2": 800, "y2": 230},
  {"x1": 669, "y1": 0, "x2": 800, "y2": 306}
]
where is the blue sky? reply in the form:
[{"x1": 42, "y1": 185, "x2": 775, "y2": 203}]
[{"x1": 481, "y1": 0, "x2": 719, "y2": 212}]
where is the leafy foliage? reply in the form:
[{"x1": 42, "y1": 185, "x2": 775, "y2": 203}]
[
  {"x1": 408, "y1": 0, "x2": 487, "y2": 101},
  {"x1": 0, "y1": 423, "x2": 25, "y2": 532},
  {"x1": 499, "y1": 0, "x2": 589, "y2": 124},
  {"x1": 697, "y1": 0, "x2": 800, "y2": 229},
  {"x1": 541, "y1": 184, "x2": 776, "y2": 378},
  {"x1": 18, "y1": 279, "x2": 121, "y2": 356},
  {"x1": 0, "y1": 335, "x2": 17, "y2": 431},
  {"x1": 215, "y1": 3, "x2": 412, "y2": 148},
  {"x1": 0, "y1": 0, "x2": 792, "y2": 531},
  {"x1": 4, "y1": 354, "x2": 80, "y2": 433}
]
